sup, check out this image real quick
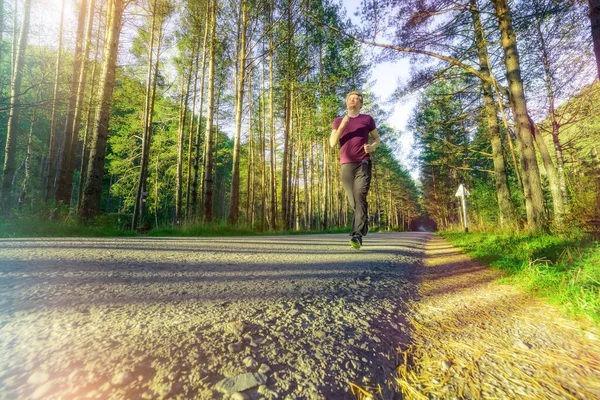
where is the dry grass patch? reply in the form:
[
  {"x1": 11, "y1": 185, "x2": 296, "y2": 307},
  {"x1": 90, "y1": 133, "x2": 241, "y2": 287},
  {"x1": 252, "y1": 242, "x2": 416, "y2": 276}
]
[{"x1": 396, "y1": 234, "x2": 600, "y2": 399}]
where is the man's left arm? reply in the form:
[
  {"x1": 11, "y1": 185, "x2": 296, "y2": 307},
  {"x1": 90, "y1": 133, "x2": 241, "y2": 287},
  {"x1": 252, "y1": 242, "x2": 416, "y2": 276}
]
[{"x1": 364, "y1": 129, "x2": 381, "y2": 154}]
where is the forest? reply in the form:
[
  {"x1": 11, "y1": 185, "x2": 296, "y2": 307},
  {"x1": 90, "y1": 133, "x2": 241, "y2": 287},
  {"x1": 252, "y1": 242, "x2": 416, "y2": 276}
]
[{"x1": 0, "y1": 0, "x2": 598, "y2": 236}]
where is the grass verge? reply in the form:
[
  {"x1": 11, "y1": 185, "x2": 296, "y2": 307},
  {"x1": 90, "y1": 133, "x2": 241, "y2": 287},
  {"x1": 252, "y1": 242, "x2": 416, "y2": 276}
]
[
  {"x1": 439, "y1": 230, "x2": 600, "y2": 324},
  {"x1": 0, "y1": 216, "x2": 136, "y2": 237},
  {"x1": 0, "y1": 215, "x2": 350, "y2": 238}
]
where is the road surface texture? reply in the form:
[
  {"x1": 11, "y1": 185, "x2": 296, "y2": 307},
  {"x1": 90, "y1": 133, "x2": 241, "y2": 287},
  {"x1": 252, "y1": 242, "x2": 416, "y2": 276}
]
[{"x1": 1, "y1": 232, "x2": 599, "y2": 399}]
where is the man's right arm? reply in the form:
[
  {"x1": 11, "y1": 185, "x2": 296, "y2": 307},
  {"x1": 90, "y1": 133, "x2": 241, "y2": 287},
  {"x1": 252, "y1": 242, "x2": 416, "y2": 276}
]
[{"x1": 329, "y1": 115, "x2": 349, "y2": 148}]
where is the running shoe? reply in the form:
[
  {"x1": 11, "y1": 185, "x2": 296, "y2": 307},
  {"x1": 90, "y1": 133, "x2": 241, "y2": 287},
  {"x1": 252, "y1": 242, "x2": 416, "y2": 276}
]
[{"x1": 350, "y1": 236, "x2": 361, "y2": 250}]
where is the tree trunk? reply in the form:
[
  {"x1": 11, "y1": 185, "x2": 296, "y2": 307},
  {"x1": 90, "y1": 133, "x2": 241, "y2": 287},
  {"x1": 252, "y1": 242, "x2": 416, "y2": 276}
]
[
  {"x1": 529, "y1": 116, "x2": 565, "y2": 223},
  {"x1": 44, "y1": 0, "x2": 66, "y2": 201},
  {"x1": 132, "y1": 0, "x2": 159, "y2": 230},
  {"x1": 55, "y1": 0, "x2": 89, "y2": 206},
  {"x1": 260, "y1": 46, "x2": 267, "y2": 230},
  {"x1": 0, "y1": 0, "x2": 32, "y2": 214},
  {"x1": 590, "y1": 0, "x2": 600, "y2": 78},
  {"x1": 77, "y1": 0, "x2": 104, "y2": 212},
  {"x1": 191, "y1": 1, "x2": 209, "y2": 219},
  {"x1": 245, "y1": 76, "x2": 253, "y2": 225},
  {"x1": 201, "y1": 0, "x2": 217, "y2": 222},
  {"x1": 185, "y1": 46, "x2": 201, "y2": 221},
  {"x1": 79, "y1": 0, "x2": 125, "y2": 221},
  {"x1": 10, "y1": 0, "x2": 17, "y2": 82},
  {"x1": 492, "y1": 0, "x2": 547, "y2": 231},
  {"x1": 228, "y1": 0, "x2": 248, "y2": 226},
  {"x1": 176, "y1": 52, "x2": 194, "y2": 225},
  {"x1": 18, "y1": 115, "x2": 36, "y2": 209},
  {"x1": 534, "y1": 19, "x2": 569, "y2": 209},
  {"x1": 302, "y1": 137, "x2": 309, "y2": 230},
  {"x1": 470, "y1": 0, "x2": 515, "y2": 226},
  {"x1": 322, "y1": 138, "x2": 329, "y2": 230},
  {"x1": 268, "y1": 0, "x2": 277, "y2": 229}
]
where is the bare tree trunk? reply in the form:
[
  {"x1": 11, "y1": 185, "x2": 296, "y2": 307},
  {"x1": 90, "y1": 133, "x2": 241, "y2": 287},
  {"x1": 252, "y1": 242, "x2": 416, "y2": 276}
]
[
  {"x1": 268, "y1": 0, "x2": 277, "y2": 229},
  {"x1": 302, "y1": 137, "x2": 309, "y2": 230},
  {"x1": 534, "y1": 19, "x2": 568, "y2": 209},
  {"x1": 322, "y1": 138, "x2": 329, "y2": 230},
  {"x1": 371, "y1": 159, "x2": 379, "y2": 230},
  {"x1": 44, "y1": 0, "x2": 66, "y2": 201},
  {"x1": 260, "y1": 46, "x2": 267, "y2": 230},
  {"x1": 132, "y1": 0, "x2": 159, "y2": 230},
  {"x1": 228, "y1": 0, "x2": 248, "y2": 226},
  {"x1": 529, "y1": 116, "x2": 565, "y2": 223},
  {"x1": 79, "y1": 0, "x2": 125, "y2": 220},
  {"x1": 185, "y1": 46, "x2": 200, "y2": 221},
  {"x1": 245, "y1": 76, "x2": 253, "y2": 225},
  {"x1": 0, "y1": 0, "x2": 32, "y2": 214},
  {"x1": 191, "y1": 0, "x2": 210, "y2": 219},
  {"x1": 77, "y1": 0, "x2": 104, "y2": 212},
  {"x1": 202, "y1": 0, "x2": 217, "y2": 222},
  {"x1": 18, "y1": 114, "x2": 36, "y2": 208},
  {"x1": 10, "y1": 0, "x2": 17, "y2": 82},
  {"x1": 470, "y1": 0, "x2": 515, "y2": 226},
  {"x1": 492, "y1": 0, "x2": 547, "y2": 231},
  {"x1": 55, "y1": 0, "x2": 89, "y2": 206},
  {"x1": 309, "y1": 138, "x2": 315, "y2": 229},
  {"x1": 176, "y1": 52, "x2": 194, "y2": 225}
]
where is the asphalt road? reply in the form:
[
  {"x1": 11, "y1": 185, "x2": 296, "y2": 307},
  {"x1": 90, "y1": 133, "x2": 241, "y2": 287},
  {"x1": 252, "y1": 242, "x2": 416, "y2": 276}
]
[{"x1": 0, "y1": 232, "x2": 430, "y2": 399}]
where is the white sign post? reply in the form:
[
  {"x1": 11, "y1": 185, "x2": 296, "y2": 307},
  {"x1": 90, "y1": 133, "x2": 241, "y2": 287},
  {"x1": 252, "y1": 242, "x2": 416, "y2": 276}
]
[{"x1": 455, "y1": 184, "x2": 470, "y2": 232}]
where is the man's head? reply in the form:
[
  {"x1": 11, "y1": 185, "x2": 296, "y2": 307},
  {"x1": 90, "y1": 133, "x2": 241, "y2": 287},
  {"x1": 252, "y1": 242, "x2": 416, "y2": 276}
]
[{"x1": 345, "y1": 91, "x2": 363, "y2": 111}]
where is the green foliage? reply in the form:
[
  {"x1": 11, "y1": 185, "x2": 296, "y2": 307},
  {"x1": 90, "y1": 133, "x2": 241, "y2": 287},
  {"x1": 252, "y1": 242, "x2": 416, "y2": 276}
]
[
  {"x1": 441, "y1": 230, "x2": 600, "y2": 323},
  {"x1": 0, "y1": 211, "x2": 136, "y2": 237},
  {"x1": 410, "y1": 78, "x2": 471, "y2": 229}
]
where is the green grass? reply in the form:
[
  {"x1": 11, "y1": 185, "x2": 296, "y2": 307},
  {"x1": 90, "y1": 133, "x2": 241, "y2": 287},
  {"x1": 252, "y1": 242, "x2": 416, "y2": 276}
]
[
  {"x1": 146, "y1": 223, "x2": 348, "y2": 237},
  {"x1": 0, "y1": 216, "x2": 137, "y2": 238},
  {"x1": 440, "y1": 230, "x2": 600, "y2": 324},
  {"x1": 0, "y1": 214, "x2": 350, "y2": 238}
]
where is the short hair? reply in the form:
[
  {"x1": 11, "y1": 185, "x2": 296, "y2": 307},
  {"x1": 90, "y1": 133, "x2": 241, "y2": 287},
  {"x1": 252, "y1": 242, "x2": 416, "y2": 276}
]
[{"x1": 345, "y1": 91, "x2": 364, "y2": 103}]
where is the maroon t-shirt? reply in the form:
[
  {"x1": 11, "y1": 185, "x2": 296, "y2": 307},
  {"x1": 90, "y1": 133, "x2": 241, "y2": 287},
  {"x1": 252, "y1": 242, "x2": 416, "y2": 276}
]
[{"x1": 332, "y1": 114, "x2": 376, "y2": 164}]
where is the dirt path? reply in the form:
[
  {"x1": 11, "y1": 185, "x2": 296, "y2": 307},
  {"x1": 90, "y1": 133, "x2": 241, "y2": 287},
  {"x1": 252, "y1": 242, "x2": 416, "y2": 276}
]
[
  {"x1": 0, "y1": 232, "x2": 598, "y2": 399},
  {"x1": 398, "y1": 233, "x2": 600, "y2": 399}
]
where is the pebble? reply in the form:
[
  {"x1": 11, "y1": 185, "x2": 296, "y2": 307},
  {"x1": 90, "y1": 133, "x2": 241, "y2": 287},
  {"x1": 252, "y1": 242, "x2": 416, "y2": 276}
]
[
  {"x1": 515, "y1": 340, "x2": 531, "y2": 350},
  {"x1": 231, "y1": 392, "x2": 249, "y2": 400},
  {"x1": 225, "y1": 321, "x2": 248, "y2": 336},
  {"x1": 214, "y1": 372, "x2": 267, "y2": 395},
  {"x1": 288, "y1": 309, "x2": 300, "y2": 317},
  {"x1": 228, "y1": 343, "x2": 243, "y2": 353},
  {"x1": 258, "y1": 364, "x2": 271, "y2": 374},
  {"x1": 243, "y1": 356, "x2": 258, "y2": 368},
  {"x1": 313, "y1": 330, "x2": 326, "y2": 339}
]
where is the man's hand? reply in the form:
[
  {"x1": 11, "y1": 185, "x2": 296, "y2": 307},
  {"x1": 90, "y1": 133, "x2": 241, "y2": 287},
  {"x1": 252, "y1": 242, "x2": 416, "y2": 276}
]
[
  {"x1": 363, "y1": 144, "x2": 374, "y2": 154},
  {"x1": 330, "y1": 115, "x2": 351, "y2": 148},
  {"x1": 340, "y1": 115, "x2": 350, "y2": 127}
]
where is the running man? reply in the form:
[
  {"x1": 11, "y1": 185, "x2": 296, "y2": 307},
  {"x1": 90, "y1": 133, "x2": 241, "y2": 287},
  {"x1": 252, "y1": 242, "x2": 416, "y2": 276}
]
[{"x1": 330, "y1": 91, "x2": 381, "y2": 250}]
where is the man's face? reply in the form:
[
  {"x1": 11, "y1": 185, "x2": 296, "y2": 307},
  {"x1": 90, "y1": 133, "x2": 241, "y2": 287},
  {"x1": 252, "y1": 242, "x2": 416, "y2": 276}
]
[{"x1": 346, "y1": 94, "x2": 363, "y2": 111}]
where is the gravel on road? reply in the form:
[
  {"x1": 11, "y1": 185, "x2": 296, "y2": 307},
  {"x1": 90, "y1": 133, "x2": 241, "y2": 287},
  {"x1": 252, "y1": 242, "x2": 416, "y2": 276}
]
[{"x1": 0, "y1": 232, "x2": 425, "y2": 399}]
